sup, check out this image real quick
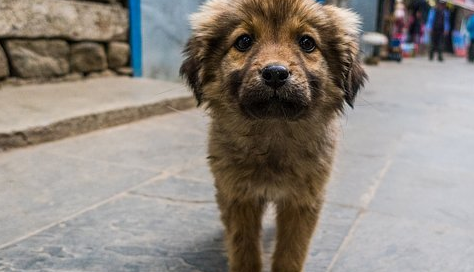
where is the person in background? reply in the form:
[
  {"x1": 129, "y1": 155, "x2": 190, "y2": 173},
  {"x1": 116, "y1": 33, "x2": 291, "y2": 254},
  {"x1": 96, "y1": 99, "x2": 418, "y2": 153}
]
[
  {"x1": 426, "y1": 1, "x2": 451, "y2": 62},
  {"x1": 467, "y1": 12, "x2": 474, "y2": 63},
  {"x1": 408, "y1": 10, "x2": 424, "y2": 46},
  {"x1": 393, "y1": 0, "x2": 407, "y2": 41}
]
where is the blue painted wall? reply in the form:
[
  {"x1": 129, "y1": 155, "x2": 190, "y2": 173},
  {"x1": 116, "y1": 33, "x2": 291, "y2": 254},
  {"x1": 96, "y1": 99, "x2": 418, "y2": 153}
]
[
  {"x1": 349, "y1": 0, "x2": 380, "y2": 56},
  {"x1": 140, "y1": 0, "x2": 206, "y2": 81},
  {"x1": 349, "y1": 0, "x2": 379, "y2": 33}
]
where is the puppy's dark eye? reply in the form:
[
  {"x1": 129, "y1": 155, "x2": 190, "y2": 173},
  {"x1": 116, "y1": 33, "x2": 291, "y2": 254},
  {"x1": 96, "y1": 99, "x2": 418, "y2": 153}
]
[
  {"x1": 234, "y1": 35, "x2": 253, "y2": 52},
  {"x1": 299, "y1": 36, "x2": 316, "y2": 53}
]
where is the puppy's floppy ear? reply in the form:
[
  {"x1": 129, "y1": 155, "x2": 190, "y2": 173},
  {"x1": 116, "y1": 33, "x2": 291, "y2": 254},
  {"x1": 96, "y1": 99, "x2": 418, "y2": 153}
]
[
  {"x1": 344, "y1": 59, "x2": 367, "y2": 108},
  {"x1": 180, "y1": 37, "x2": 204, "y2": 106},
  {"x1": 180, "y1": 0, "x2": 234, "y2": 107},
  {"x1": 322, "y1": 6, "x2": 368, "y2": 108}
]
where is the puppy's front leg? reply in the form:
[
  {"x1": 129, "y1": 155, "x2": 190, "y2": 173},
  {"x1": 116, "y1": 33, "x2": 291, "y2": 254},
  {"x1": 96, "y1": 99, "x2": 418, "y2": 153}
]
[
  {"x1": 271, "y1": 200, "x2": 322, "y2": 272},
  {"x1": 217, "y1": 195, "x2": 265, "y2": 272}
]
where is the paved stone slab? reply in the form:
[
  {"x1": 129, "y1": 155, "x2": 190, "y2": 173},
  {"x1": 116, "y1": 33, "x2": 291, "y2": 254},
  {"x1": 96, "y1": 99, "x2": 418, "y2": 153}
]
[
  {"x1": 304, "y1": 204, "x2": 359, "y2": 271},
  {"x1": 43, "y1": 110, "x2": 207, "y2": 172},
  {"x1": 0, "y1": 192, "x2": 358, "y2": 272},
  {"x1": 132, "y1": 176, "x2": 215, "y2": 203},
  {"x1": 0, "y1": 195, "x2": 226, "y2": 272},
  {"x1": 0, "y1": 147, "x2": 158, "y2": 247},
  {"x1": 330, "y1": 212, "x2": 474, "y2": 272},
  {"x1": 368, "y1": 160, "x2": 474, "y2": 230},
  {"x1": 326, "y1": 152, "x2": 390, "y2": 208},
  {"x1": 175, "y1": 157, "x2": 214, "y2": 183},
  {"x1": 394, "y1": 126, "x2": 474, "y2": 173},
  {"x1": 0, "y1": 0, "x2": 128, "y2": 41}
]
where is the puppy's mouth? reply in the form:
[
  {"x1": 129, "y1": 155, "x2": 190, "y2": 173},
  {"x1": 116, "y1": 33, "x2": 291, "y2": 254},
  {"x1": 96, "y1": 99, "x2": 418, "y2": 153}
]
[{"x1": 239, "y1": 88, "x2": 310, "y2": 120}]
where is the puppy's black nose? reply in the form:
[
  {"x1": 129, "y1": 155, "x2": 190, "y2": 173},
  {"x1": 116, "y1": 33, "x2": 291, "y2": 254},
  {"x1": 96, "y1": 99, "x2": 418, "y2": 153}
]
[{"x1": 262, "y1": 65, "x2": 289, "y2": 89}]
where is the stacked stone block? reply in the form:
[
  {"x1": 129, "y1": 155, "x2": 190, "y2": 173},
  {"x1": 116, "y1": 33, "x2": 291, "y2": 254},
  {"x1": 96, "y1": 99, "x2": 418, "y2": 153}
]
[
  {"x1": 0, "y1": 46, "x2": 9, "y2": 79},
  {"x1": 0, "y1": 0, "x2": 131, "y2": 84}
]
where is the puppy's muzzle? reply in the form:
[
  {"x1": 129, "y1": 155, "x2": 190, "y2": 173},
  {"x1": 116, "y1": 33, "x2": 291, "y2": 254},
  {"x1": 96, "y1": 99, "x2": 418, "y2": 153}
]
[
  {"x1": 240, "y1": 65, "x2": 309, "y2": 120},
  {"x1": 241, "y1": 94, "x2": 308, "y2": 120}
]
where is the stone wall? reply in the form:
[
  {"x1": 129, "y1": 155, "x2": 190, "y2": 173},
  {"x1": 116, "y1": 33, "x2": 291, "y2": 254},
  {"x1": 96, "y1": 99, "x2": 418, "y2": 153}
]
[{"x1": 0, "y1": 0, "x2": 131, "y2": 85}]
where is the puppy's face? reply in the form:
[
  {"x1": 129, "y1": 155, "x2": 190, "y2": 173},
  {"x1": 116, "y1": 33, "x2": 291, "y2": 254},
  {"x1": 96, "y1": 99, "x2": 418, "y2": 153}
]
[
  {"x1": 181, "y1": 0, "x2": 367, "y2": 120},
  {"x1": 223, "y1": 17, "x2": 325, "y2": 120}
]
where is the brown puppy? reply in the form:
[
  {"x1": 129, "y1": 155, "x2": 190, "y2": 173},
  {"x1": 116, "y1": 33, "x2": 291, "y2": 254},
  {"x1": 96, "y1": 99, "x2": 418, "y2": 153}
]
[{"x1": 180, "y1": 0, "x2": 367, "y2": 271}]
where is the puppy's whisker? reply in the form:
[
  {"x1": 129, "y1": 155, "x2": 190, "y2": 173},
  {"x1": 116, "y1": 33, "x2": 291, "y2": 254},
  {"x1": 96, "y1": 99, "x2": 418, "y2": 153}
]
[{"x1": 356, "y1": 97, "x2": 380, "y2": 112}]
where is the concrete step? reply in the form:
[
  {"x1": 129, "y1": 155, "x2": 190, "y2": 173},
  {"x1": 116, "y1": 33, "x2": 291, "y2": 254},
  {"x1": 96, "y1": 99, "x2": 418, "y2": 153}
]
[{"x1": 0, "y1": 77, "x2": 195, "y2": 151}]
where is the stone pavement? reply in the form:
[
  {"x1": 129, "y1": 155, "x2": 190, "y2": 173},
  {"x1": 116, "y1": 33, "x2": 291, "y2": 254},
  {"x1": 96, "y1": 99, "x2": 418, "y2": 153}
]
[{"x1": 1, "y1": 57, "x2": 474, "y2": 272}]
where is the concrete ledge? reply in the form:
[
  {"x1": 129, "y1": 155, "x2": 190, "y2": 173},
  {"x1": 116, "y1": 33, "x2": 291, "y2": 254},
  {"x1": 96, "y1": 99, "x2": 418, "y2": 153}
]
[{"x1": 0, "y1": 77, "x2": 195, "y2": 151}]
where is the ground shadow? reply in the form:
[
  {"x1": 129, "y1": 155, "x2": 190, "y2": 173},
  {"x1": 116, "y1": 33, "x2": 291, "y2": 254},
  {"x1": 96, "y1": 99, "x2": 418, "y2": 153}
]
[{"x1": 180, "y1": 231, "x2": 228, "y2": 272}]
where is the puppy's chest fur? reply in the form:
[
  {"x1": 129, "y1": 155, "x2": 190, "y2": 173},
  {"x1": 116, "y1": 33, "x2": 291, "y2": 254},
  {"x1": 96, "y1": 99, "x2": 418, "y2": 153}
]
[{"x1": 208, "y1": 117, "x2": 339, "y2": 201}]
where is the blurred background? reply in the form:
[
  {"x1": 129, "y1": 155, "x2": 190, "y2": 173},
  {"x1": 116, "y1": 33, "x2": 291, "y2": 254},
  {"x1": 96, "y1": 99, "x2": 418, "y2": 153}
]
[{"x1": 1, "y1": 0, "x2": 472, "y2": 84}]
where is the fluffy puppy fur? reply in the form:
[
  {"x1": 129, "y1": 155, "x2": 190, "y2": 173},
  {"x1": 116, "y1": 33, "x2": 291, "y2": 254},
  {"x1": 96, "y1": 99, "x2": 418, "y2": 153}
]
[{"x1": 180, "y1": 0, "x2": 367, "y2": 271}]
